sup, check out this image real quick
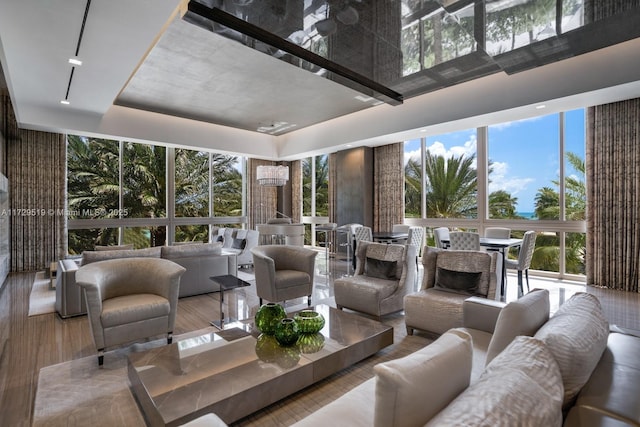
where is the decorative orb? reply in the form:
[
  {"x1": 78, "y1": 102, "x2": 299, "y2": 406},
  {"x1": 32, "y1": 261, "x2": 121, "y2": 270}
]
[
  {"x1": 274, "y1": 318, "x2": 300, "y2": 346},
  {"x1": 294, "y1": 310, "x2": 325, "y2": 334},
  {"x1": 255, "y1": 303, "x2": 286, "y2": 335},
  {"x1": 297, "y1": 333, "x2": 325, "y2": 354}
]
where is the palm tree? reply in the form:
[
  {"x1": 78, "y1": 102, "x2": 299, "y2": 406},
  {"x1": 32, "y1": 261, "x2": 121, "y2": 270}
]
[
  {"x1": 404, "y1": 157, "x2": 422, "y2": 218},
  {"x1": 488, "y1": 190, "x2": 519, "y2": 218},
  {"x1": 424, "y1": 151, "x2": 477, "y2": 218}
]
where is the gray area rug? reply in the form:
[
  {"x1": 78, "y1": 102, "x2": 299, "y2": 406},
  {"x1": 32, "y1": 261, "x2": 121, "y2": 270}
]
[
  {"x1": 28, "y1": 271, "x2": 55, "y2": 316},
  {"x1": 33, "y1": 327, "x2": 219, "y2": 427}
]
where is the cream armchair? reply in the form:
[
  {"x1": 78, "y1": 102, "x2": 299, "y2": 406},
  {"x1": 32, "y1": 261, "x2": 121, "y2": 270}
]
[
  {"x1": 334, "y1": 241, "x2": 417, "y2": 319},
  {"x1": 251, "y1": 245, "x2": 317, "y2": 306},
  {"x1": 404, "y1": 246, "x2": 498, "y2": 336},
  {"x1": 75, "y1": 257, "x2": 186, "y2": 366}
]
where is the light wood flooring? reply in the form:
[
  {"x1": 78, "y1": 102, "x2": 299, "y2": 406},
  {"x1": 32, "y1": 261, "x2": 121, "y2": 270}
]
[{"x1": 1, "y1": 255, "x2": 639, "y2": 426}]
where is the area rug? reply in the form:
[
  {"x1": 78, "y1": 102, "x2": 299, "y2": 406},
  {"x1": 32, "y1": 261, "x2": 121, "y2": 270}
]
[
  {"x1": 32, "y1": 327, "x2": 220, "y2": 427},
  {"x1": 28, "y1": 271, "x2": 56, "y2": 316}
]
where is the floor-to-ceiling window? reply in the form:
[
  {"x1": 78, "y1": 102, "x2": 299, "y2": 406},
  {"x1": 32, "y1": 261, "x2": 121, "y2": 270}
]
[
  {"x1": 66, "y1": 135, "x2": 246, "y2": 254},
  {"x1": 404, "y1": 109, "x2": 586, "y2": 280},
  {"x1": 302, "y1": 154, "x2": 329, "y2": 246}
]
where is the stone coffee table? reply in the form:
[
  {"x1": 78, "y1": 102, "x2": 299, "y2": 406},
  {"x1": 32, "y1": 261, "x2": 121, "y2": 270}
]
[{"x1": 127, "y1": 304, "x2": 393, "y2": 426}]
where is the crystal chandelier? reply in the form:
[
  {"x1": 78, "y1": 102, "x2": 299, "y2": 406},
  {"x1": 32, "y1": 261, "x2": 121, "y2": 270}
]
[{"x1": 256, "y1": 165, "x2": 289, "y2": 187}]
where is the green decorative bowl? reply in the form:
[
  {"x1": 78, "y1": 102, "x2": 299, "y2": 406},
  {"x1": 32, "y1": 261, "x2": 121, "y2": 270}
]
[
  {"x1": 255, "y1": 303, "x2": 286, "y2": 335},
  {"x1": 274, "y1": 318, "x2": 300, "y2": 346},
  {"x1": 294, "y1": 310, "x2": 325, "y2": 334}
]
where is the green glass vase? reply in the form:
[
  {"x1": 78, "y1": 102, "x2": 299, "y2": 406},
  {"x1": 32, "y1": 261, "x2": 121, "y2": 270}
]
[
  {"x1": 293, "y1": 310, "x2": 325, "y2": 334},
  {"x1": 255, "y1": 303, "x2": 286, "y2": 335},
  {"x1": 274, "y1": 318, "x2": 300, "y2": 346}
]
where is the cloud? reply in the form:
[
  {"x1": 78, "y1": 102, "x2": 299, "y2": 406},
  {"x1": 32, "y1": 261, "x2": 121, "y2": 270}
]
[
  {"x1": 489, "y1": 115, "x2": 545, "y2": 131},
  {"x1": 488, "y1": 161, "x2": 535, "y2": 195}
]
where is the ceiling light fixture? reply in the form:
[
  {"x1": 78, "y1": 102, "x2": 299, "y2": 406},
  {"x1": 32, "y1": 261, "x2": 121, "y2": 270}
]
[
  {"x1": 68, "y1": 57, "x2": 83, "y2": 66},
  {"x1": 536, "y1": 104, "x2": 546, "y2": 109},
  {"x1": 62, "y1": 0, "x2": 92, "y2": 105},
  {"x1": 60, "y1": 100, "x2": 70, "y2": 105},
  {"x1": 256, "y1": 165, "x2": 289, "y2": 187}
]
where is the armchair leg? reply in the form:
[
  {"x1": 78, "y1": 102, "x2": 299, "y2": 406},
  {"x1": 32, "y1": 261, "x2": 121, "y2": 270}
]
[
  {"x1": 406, "y1": 326, "x2": 414, "y2": 336},
  {"x1": 308, "y1": 295, "x2": 312, "y2": 307},
  {"x1": 167, "y1": 332, "x2": 173, "y2": 344},
  {"x1": 259, "y1": 297, "x2": 263, "y2": 306},
  {"x1": 337, "y1": 304, "x2": 343, "y2": 310},
  {"x1": 98, "y1": 349, "x2": 104, "y2": 366}
]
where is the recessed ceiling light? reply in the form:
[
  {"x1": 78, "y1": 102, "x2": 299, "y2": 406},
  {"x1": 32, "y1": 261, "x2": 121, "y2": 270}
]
[
  {"x1": 60, "y1": 100, "x2": 70, "y2": 105},
  {"x1": 345, "y1": 144, "x2": 353, "y2": 148},
  {"x1": 420, "y1": 129, "x2": 427, "y2": 132},
  {"x1": 68, "y1": 57, "x2": 82, "y2": 66},
  {"x1": 535, "y1": 104, "x2": 546, "y2": 109}
]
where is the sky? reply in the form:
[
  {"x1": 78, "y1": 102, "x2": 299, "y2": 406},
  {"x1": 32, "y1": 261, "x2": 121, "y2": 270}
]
[{"x1": 404, "y1": 109, "x2": 586, "y2": 213}]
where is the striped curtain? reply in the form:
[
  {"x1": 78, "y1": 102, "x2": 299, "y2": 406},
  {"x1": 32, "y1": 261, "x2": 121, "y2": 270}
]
[
  {"x1": 8, "y1": 129, "x2": 67, "y2": 271},
  {"x1": 373, "y1": 143, "x2": 404, "y2": 232},
  {"x1": 586, "y1": 98, "x2": 640, "y2": 291}
]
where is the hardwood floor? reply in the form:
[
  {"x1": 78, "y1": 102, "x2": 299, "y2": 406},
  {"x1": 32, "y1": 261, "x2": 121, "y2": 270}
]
[{"x1": 1, "y1": 256, "x2": 639, "y2": 426}]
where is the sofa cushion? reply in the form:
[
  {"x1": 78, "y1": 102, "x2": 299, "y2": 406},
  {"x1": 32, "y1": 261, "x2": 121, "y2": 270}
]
[
  {"x1": 81, "y1": 246, "x2": 161, "y2": 265},
  {"x1": 231, "y1": 238, "x2": 247, "y2": 250},
  {"x1": 373, "y1": 329, "x2": 472, "y2": 427},
  {"x1": 426, "y1": 336, "x2": 564, "y2": 427},
  {"x1": 365, "y1": 243, "x2": 404, "y2": 279},
  {"x1": 434, "y1": 267, "x2": 481, "y2": 295},
  {"x1": 365, "y1": 257, "x2": 397, "y2": 280},
  {"x1": 485, "y1": 288, "x2": 550, "y2": 365},
  {"x1": 534, "y1": 292, "x2": 609, "y2": 407},
  {"x1": 160, "y1": 242, "x2": 222, "y2": 259}
]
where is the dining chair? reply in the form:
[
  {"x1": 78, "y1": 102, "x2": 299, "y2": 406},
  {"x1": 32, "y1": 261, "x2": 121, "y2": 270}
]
[
  {"x1": 484, "y1": 227, "x2": 511, "y2": 239},
  {"x1": 433, "y1": 227, "x2": 450, "y2": 249},
  {"x1": 407, "y1": 226, "x2": 425, "y2": 288},
  {"x1": 448, "y1": 231, "x2": 480, "y2": 251},
  {"x1": 505, "y1": 231, "x2": 537, "y2": 297},
  {"x1": 354, "y1": 226, "x2": 373, "y2": 270}
]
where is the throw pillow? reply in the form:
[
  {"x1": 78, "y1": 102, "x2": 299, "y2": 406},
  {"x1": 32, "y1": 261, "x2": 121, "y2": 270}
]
[
  {"x1": 426, "y1": 336, "x2": 564, "y2": 427},
  {"x1": 231, "y1": 238, "x2": 247, "y2": 250},
  {"x1": 534, "y1": 292, "x2": 609, "y2": 407},
  {"x1": 374, "y1": 329, "x2": 472, "y2": 427},
  {"x1": 434, "y1": 267, "x2": 482, "y2": 295},
  {"x1": 365, "y1": 257, "x2": 397, "y2": 280}
]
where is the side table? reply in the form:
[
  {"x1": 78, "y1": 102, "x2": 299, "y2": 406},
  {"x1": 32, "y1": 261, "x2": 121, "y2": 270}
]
[{"x1": 209, "y1": 274, "x2": 251, "y2": 329}]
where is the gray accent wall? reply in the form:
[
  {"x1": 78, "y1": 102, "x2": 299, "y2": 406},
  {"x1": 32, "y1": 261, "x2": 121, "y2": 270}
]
[{"x1": 335, "y1": 147, "x2": 373, "y2": 228}]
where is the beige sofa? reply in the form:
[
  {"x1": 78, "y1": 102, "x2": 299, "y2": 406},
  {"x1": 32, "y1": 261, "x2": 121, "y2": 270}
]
[
  {"x1": 213, "y1": 227, "x2": 259, "y2": 267},
  {"x1": 56, "y1": 243, "x2": 237, "y2": 318},
  {"x1": 292, "y1": 290, "x2": 631, "y2": 427}
]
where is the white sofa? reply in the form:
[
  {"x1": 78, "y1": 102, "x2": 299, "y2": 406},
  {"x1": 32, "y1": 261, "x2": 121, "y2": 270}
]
[
  {"x1": 213, "y1": 227, "x2": 259, "y2": 267},
  {"x1": 292, "y1": 290, "x2": 612, "y2": 427}
]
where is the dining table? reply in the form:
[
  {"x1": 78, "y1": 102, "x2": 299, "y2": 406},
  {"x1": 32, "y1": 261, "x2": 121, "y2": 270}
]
[
  {"x1": 440, "y1": 237, "x2": 523, "y2": 301},
  {"x1": 372, "y1": 231, "x2": 409, "y2": 243}
]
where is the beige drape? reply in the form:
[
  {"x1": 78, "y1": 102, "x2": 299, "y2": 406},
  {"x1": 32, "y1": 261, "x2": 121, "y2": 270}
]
[
  {"x1": 8, "y1": 131, "x2": 66, "y2": 271},
  {"x1": 373, "y1": 143, "x2": 404, "y2": 232},
  {"x1": 586, "y1": 98, "x2": 640, "y2": 291}
]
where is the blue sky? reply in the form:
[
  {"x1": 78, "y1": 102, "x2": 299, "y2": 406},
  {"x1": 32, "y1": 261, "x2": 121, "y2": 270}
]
[{"x1": 404, "y1": 109, "x2": 586, "y2": 213}]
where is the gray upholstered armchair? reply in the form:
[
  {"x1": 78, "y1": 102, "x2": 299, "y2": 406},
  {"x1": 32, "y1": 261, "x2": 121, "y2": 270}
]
[
  {"x1": 75, "y1": 257, "x2": 186, "y2": 365},
  {"x1": 334, "y1": 241, "x2": 417, "y2": 319},
  {"x1": 251, "y1": 245, "x2": 317, "y2": 306},
  {"x1": 404, "y1": 246, "x2": 498, "y2": 336}
]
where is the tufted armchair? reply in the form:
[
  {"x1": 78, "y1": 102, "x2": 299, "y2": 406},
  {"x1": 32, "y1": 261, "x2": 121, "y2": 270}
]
[
  {"x1": 334, "y1": 241, "x2": 417, "y2": 319},
  {"x1": 75, "y1": 257, "x2": 186, "y2": 365},
  {"x1": 404, "y1": 246, "x2": 498, "y2": 336},
  {"x1": 251, "y1": 245, "x2": 317, "y2": 306}
]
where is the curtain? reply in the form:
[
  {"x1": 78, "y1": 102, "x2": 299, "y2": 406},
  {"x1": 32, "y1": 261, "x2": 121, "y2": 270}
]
[
  {"x1": 586, "y1": 98, "x2": 640, "y2": 291},
  {"x1": 290, "y1": 160, "x2": 302, "y2": 222},
  {"x1": 373, "y1": 143, "x2": 404, "y2": 232},
  {"x1": 8, "y1": 129, "x2": 67, "y2": 271}
]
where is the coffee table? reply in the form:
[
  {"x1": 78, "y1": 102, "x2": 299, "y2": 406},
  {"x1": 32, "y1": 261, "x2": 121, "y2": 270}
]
[{"x1": 127, "y1": 304, "x2": 393, "y2": 426}]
